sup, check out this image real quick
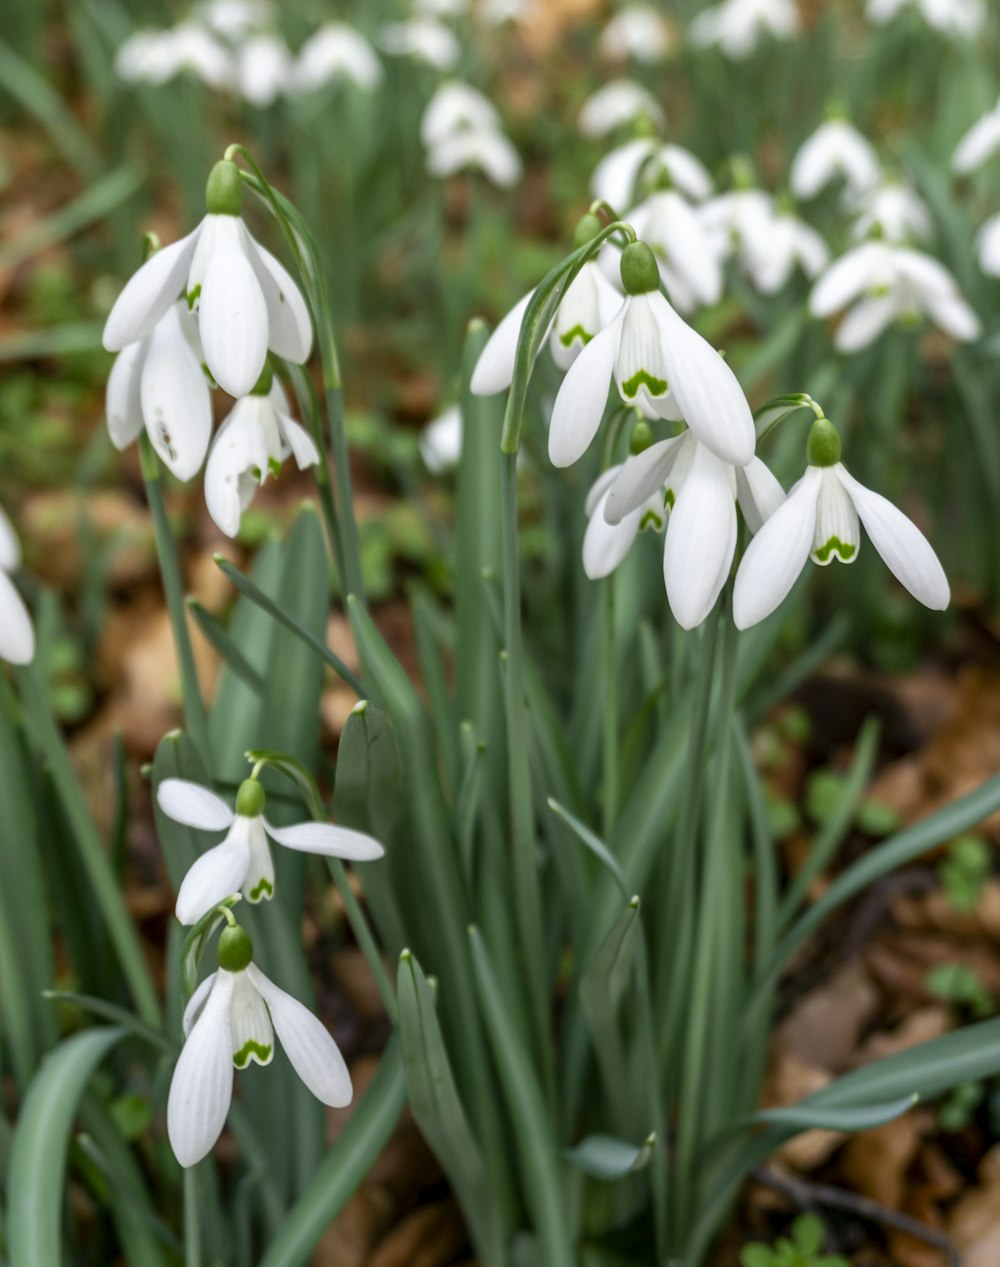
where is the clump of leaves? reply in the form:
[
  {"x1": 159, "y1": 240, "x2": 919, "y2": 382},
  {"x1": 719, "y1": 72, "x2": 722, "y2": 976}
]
[
  {"x1": 926, "y1": 962, "x2": 994, "y2": 1021},
  {"x1": 740, "y1": 1213, "x2": 850, "y2": 1267},
  {"x1": 804, "y1": 767, "x2": 899, "y2": 837},
  {"x1": 938, "y1": 835, "x2": 991, "y2": 912}
]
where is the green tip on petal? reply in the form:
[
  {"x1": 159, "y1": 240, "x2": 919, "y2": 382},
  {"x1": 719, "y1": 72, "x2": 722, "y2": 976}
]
[
  {"x1": 217, "y1": 924, "x2": 254, "y2": 973},
  {"x1": 250, "y1": 361, "x2": 273, "y2": 396},
  {"x1": 807, "y1": 416, "x2": 842, "y2": 467},
  {"x1": 629, "y1": 418, "x2": 654, "y2": 454},
  {"x1": 206, "y1": 159, "x2": 244, "y2": 216},
  {"x1": 620, "y1": 241, "x2": 660, "y2": 295},
  {"x1": 236, "y1": 778, "x2": 266, "y2": 817},
  {"x1": 573, "y1": 212, "x2": 603, "y2": 249}
]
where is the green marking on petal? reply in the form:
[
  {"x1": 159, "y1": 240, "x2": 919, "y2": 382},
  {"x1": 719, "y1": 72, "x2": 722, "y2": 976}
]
[
  {"x1": 186, "y1": 285, "x2": 202, "y2": 310},
  {"x1": 663, "y1": 488, "x2": 676, "y2": 510},
  {"x1": 639, "y1": 508, "x2": 665, "y2": 532},
  {"x1": 620, "y1": 369, "x2": 668, "y2": 400},
  {"x1": 559, "y1": 324, "x2": 593, "y2": 348},
  {"x1": 247, "y1": 877, "x2": 274, "y2": 902},
  {"x1": 267, "y1": 457, "x2": 282, "y2": 478},
  {"x1": 814, "y1": 536, "x2": 857, "y2": 563},
  {"x1": 233, "y1": 1040, "x2": 272, "y2": 1068}
]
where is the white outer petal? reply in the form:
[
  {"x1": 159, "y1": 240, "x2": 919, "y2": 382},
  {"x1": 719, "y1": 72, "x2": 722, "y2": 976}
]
[
  {"x1": 247, "y1": 965, "x2": 353, "y2": 1107},
  {"x1": 735, "y1": 458, "x2": 785, "y2": 534},
  {"x1": 106, "y1": 341, "x2": 147, "y2": 451},
  {"x1": 167, "y1": 970, "x2": 235, "y2": 1168},
  {"x1": 838, "y1": 467, "x2": 950, "y2": 609},
  {"x1": 590, "y1": 137, "x2": 655, "y2": 209},
  {"x1": 733, "y1": 467, "x2": 822, "y2": 629},
  {"x1": 923, "y1": 289, "x2": 982, "y2": 343},
  {"x1": 663, "y1": 444, "x2": 737, "y2": 630},
  {"x1": 140, "y1": 304, "x2": 213, "y2": 480},
  {"x1": 584, "y1": 485, "x2": 641, "y2": 579},
  {"x1": 277, "y1": 415, "x2": 321, "y2": 468},
  {"x1": 0, "y1": 507, "x2": 20, "y2": 572},
  {"x1": 182, "y1": 972, "x2": 217, "y2": 1038},
  {"x1": 470, "y1": 290, "x2": 533, "y2": 396},
  {"x1": 977, "y1": 213, "x2": 1000, "y2": 277},
  {"x1": 175, "y1": 819, "x2": 252, "y2": 926},
  {"x1": 603, "y1": 436, "x2": 683, "y2": 524},
  {"x1": 264, "y1": 818, "x2": 385, "y2": 861},
  {"x1": 246, "y1": 238, "x2": 313, "y2": 363},
  {"x1": 835, "y1": 295, "x2": 900, "y2": 352},
  {"x1": 548, "y1": 315, "x2": 622, "y2": 468},
  {"x1": 102, "y1": 226, "x2": 202, "y2": 352},
  {"x1": 0, "y1": 570, "x2": 35, "y2": 665},
  {"x1": 157, "y1": 778, "x2": 235, "y2": 830},
  {"x1": 809, "y1": 243, "x2": 886, "y2": 317},
  {"x1": 953, "y1": 106, "x2": 1000, "y2": 174},
  {"x1": 199, "y1": 217, "x2": 269, "y2": 398}
]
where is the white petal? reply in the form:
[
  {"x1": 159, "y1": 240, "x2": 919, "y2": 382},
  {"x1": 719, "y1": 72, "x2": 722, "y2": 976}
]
[
  {"x1": 203, "y1": 399, "x2": 269, "y2": 537},
  {"x1": 838, "y1": 467, "x2": 950, "y2": 609},
  {"x1": 157, "y1": 778, "x2": 235, "y2": 830},
  {"x1": 230, "y1": 971, "x2": 274, "y2": 1067},
  {"x1": 174, "y1": 819, "x2": 252, "y2": 926},
  {"x1": 809, "y1": 243, "x2": 885, "y2": 317},
  {"x1": 0, "y1": 570, "x2": 35, "y2": 665},
  {"x1": 243, "y1": 817, "x2": 275, "y2": 902},
  {"x1": 835, "y1": 295, "x2": 900, "y2": 352},
  {"x1": 548, "y1": 316, "x2": 622, "y2": 468},
  {"x1": 264, "y1": 818, "x2": 385, "y2": 861},
  {"x1": 182, "y1": 972, "x2": 217, "y2": 1038},
  {"x1": 103, "y1": 226, "x2": 202, "y2": 352},
  {"x1": 812, "y1": 466, "x2": 860, "y2": 564},
  {"x1": 245, "y1": 238, "x2": 313, "y2": 363},
  {"x1": 615, "y1": 294, "x2": 672, "y2": 412},
  {"x1": 660, "y1": 144, "x2": 714, "y2": 202},
  {"x1": 733, "y1": 467, "x2": 822, "y2": 629},
  {"x1": 663, "y1": 444, "x2": 737, "y2": 630},
  {"x1": 247, "y1": 965, "x2": 352, "y2": 1107},
  {"x1": 603, "y1": 436, "x2": 682, "y2": 525},
  {"x1": 953, "y1": 106, "x2": 1000, "y2": 174},
  {"x1": 0, "y1": 508, "x2": 20, "y2": 573},
  {"x1": 167, "y1": 970, "x2": 235, "y2": 1167},
  {"x1": 106, "y1": 341, "x2": 146, "y2": 451},
  {"x1": 198, "y1": 217, "x2": 269, "y2": 398},
  {"x1": 590, "y1": 138, "x2": 655, "y2": 210},
  {"x1": 583, "y1": 487, "x2": 640, "y2": 579},
  {"x1": 735, "y1": 458, "x2": 785, "y2": 534},
  {"x1": 470, "y1": 290, "x2": 533, "y2": 396},
  {"x1": 978, "y1": 213, "x2": 1000, "y2": 277},
  {"x1": 276, "y1": 415, "x2": 321, "y2": 469},
  {"x1": 140, "y1": 305, "x2": 213, "y2": 480},
  {"x1": 923, "y1": 290, "x2": 982, "y2": 343}
]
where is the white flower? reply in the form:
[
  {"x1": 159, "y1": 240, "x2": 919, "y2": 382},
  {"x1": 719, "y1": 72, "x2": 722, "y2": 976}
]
[
  {"x1": 480, "y1": 0, "x2": 527, "y2": 22},
  {"x1": 471, "y1": 258, "x2": 623, "y2": 394},
  {"x1": 599, "y1": 7, "x2": 675, "y2": 63},
  {"x1": 629, "y1": 190, "x2": 724, "y2": 311},
  {"x1": 604, "y1": 432, "x2": 784, "y2": 627},
  {"x1": 158, "y1": 776, "x2": 383, "y2": 925},
  {"x1": 734, "y1": 421, "x2": 949, "y2": 628},
  {"x1": 422, "y1": 82, "x2": 499, "y2": 147},
  {"x1": 196, "y1": 0, "x2": 273, "y2": 40},
  {"x1": 0, "y1": 507, "x2": 34, "y2": 666},
  {"x1": 547, "y1": 244, "x2": 755, "y2": 469},
  {"x1": 689, "y1": 0, "x2": 799, "y2": 59},
  {"x1": 700, "y1": 187, "x2": 776, "y2": 262},
  {"x1": 378, "y1": 19, "x2": 461, "y2": 70},
  {"x1": 791, "y1": 119, "x2": 880, "y2": 200},
  {"x1": 168, "y1": 928, "x2": 351, "y2": 1168},
  {"x1": 236, "y1": 33, "x2": 291, "y2": 107},
  {"x1": 293, "y1": 24, "x2": 383, "y2": 93},
  {"x1": 102, "y1": 160, "x2": 312, "y2": 399},
  {"x1": 849, "y1": 181, "x2": 932, "y2": 243},
  {"x1": 414, "y1": 0, "x2": 469, "y2": 15},
  {"x1": 867, "y1": 0, "x2": 986, "y2": 36},
  {"x1": 204, "y1": 376, "x2": 320, "y2": 537},
  {"x1": 810, "y1": 240, "x2": 981, "y2": 351},
  {"x1": 426, "y1": 130, "x2": 522, "y2": 186},
  {"x1": 115, "y1": 23, "x2": 235, "y2": 89},
  {"x1": 106, "y1": 300, "x2": 212, "y2": 480},
  {"x1": 578, "y1": 80, "x2": 665, "y2": 140},
  {"x1": 582, "y1": 463, "x2": 666, "y2": 580},
  {"x1": 977, "y1": 212, "x2": 1000, "y2": 277},
  {"x1": 742, "y1": 209, "x2": 829, "y2": 294},
  {"x1": 420, "y1": 406, "x2": 462, "y2": 473},
  {"x1": 592, "y1": 138, "x2": 713, "y2": 210},
  {"x1": 953, "y1": 99, "x2": 1000, "y2": 174}
]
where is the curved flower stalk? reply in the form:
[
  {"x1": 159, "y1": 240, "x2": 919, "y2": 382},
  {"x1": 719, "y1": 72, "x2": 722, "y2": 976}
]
[
  {"x1": 582, "y1": 460, "x2": 666, "y2": 579},
  {"x1": 106, "y1": 300, "x2": 212, "y2": 481},
  {"x1": 102, "y1": 159, "x2": 312, "y2": 399},
  {"x1": 952, "y1": 98, "x2": 1000, "y2": 174},
  {"x1": 734, "y1": 417, "x2": 949, "y2": 628},
  {"x1": 168, "y1": 923, "x2": 352, "y2": 1167},
  {"x1": 848, "y1": 180, "x2": 932, "y2": 244},
  {"x1": 809, "y1": 240, "x2": 981, "y2": 351},
  {"x1": 791, "y1": 118, "x2": 880, "y2": 201},
  {"x1": 378, "y1": 18, "x2": 461, "y2": 71},
  {"x1": 0, "y1": 506, "x2": 35, "y2": 665},
  {"x1": 158, "y1": 775, "x2": 384, "y2": 924},
  {"x1": 114, "y1": 22, "x2": 235, "y2": 89},
  {"x1": 592, "y1": 138, "x2": 713, "y2": 211},
  {"x1": 867, "y1": 0, "x2": 986, "y2": 36},
  {"x1": 293, "y1": 23, "x2": 383, "y2": 92},
  {"x1": 689, "y1": 0, "x2": 799, "y2": 59},
  {"x1": 578, "y1": 80, "x2": 665, "y2": 139},
  {"x1": 599, "y1": 6, "x2": 675, "y2": 63},
  {"x1": 547, "y1": 242, "x2": 755, "y2": 469}
]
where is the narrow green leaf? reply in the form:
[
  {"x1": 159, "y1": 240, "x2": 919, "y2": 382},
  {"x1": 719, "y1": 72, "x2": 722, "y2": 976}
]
[
  {"x1": 0, "y1": 39, "x2": 102, "y2": 177},
  {"x1": 750, "y1": 1094, "x2": 918, "y2": 1133},
  {"x1": 548, "y1": 798, "x2": 629, "y2": 900},
  {"x1": 563, "y1": 1133, "x2": 655, "y2": 1181},
  {"x1": 186, "y1": 597, "x2": 265, "y2": 693},
  {"x1": 579, "y1": 899, "x2": 642, "y2": 1132}
]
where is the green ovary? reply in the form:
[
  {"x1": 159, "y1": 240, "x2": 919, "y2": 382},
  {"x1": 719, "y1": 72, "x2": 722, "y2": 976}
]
[
  {"x1": 233, "y1": 1040, "x2": 272, "y2": 1068},
  {"x1": 814, "y1": 536, "x2": 856, "y2": 563},
  {"x1": 559, "y1": 324, "x2": 592, "y2": 348},
  {"x1": 248, "y1": 877, "x2": 274, "y2": 901},
  {"x1": 620, "y1": 369, "x2": 668, "y2": 399}
]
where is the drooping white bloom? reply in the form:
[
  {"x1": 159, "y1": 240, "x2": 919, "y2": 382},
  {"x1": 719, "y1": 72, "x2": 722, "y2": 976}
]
[
  {"x1": 102, "y1": 160, "x2": 312, "y2": 399},
  {"x1": 582, "y1": 463, "x2": 666, "y2": 580},
  {"x1": 977, "y1": 213, "x2": 1000, "y2": 277},
  {"x1": 599, "y1": 6, "x2": 675, "y2": 63},
  {"x1": 479, "y1": 0, "x2": 527, "y2": 23},
  {"x1": 547, "y1": 243, "x2": 754, "y2": 469},
  {"x1": 700, "y1": 187, "x2": 776, "y2": 262},
  {"x1": 378, "y1": 19, "x2": 461, "y2": 70},
  {"x1": 420, "y1": 406, "x2": 462, "y2": 473},
  {"x1": 952, "y1": 99, "x2": 1000, "y2": 174},
  {"x1": 106, "y1": 300, "x2": 212, "y2": 480},
  {"x1": 235, "y1": 33, "x2": 291, "y2": 107},
  {"x1": 689, "y1": 0, "x2": 799, "y2": 59},
  {"x1": 415, "y1": 0, "x2": 469, "y2": 14},
  {"x1": 742, "y1": 210, "x2": 829, "y2": 294},
  {"x1": 629, "y1": 190, "x2": 724, "y2": 311},
  {"x1": 866, "y1": 0, "x2": 986, "y2": 36},
  {"x1": 168, "y1": 928, "x2": 351, "y2": 1168},
  {"x1": 592, "y1": 138, "x2": 713, "y2": 210},
  {"x1": 421, "y1": 82, "x2": 522, "y2": 187},
  {"x1": 578, "y1": 80, "x2": 665, "y2": 140},
  {"x1": 204, "y1": 376, "x2": 320, "y2": 537},
  {"x1": 849, "y1": 181, "x2": 932, "y2": 243},
  {"x1": 0, "y1": 507, "x2": 34, "y2": 666},
  {"x1": 810, "y1": 240, "x2": 981, "y2": 352},
  {"x1": 421, "y1": 82, "x2": 500, "y2": 147},
  {"x1": 734, "y1": 420, "x2": 949, "y2": 628},
  {"x1": 604, "y1": 432, "x2": 784, "y2": 627},
  {"x1": 791, "y1": 119, "x2": 880, "y2": 200},
  {"x1": 158, "y1": 776, "x2": 383, "y2": 925},
  {"x1": 115, "y1": 23, "x2": 235, "y2": 89},
  {"x1": 294, "y1": 24, "x2": 383, "y2": 93},
  {"x1": 197, "y1": 0, "x2": 273, "y2": 40}
]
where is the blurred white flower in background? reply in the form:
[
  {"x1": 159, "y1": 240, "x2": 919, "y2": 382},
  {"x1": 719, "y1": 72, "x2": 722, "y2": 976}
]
[
  {"x1": 591, "y1": 137, "x2": 713, "y2": 209},
  {"x1": 421, "y1": 81, "x2": 522, "y2": 187},
  {"x1": 578, "y1": 80, "x2": 665, "y2": 139},
  {"x1": 479, "y1": 0, "x2": 528, "y2": 22},
  {"x1": 742, "y1": 206, "x2": 829, "y2": 294},
  {"x1": 0, "y1": 506, "x2": 35, "y2": 666},
  {"x1": 810, "y1": 241, "x2": 981, "y2": 351},
  {"x1": 420, "y1": 406, "x2": 463, "y2": 473},
  {"x1": 952, "y1": 98, "x2": 1000, "y2": 174},
  {"x1": 689, "y1": 0, "x2": 799, "y2": 59},
  {"x1": 414, "y1": 0, "x2": 469, "y2": 15},
  {"x1": 235, "y1": 32, "x2": 291, "y2": 107},
  {"x1": 791, "y1": 118, "x2": 881, "y2": 199},
  {"x1": 867, "y1": 0, "x2": 986, "y2": 36},
  {"x1": 848, "y1": 180, "x2": 932, "y2": 243},
  {"x1": 378, "y1": 18, "x2": 461, "y2": 70},
  {"x1": 197, "y1": 0, "x2": 272, "y2": 40},
  {"x1": 701, "y1": 185, "x2": 775, "y2": 264},
  {"x1": 977, "y1": 214, "x2": 1000, "y2": 277},
  {"x1": 293, "y1": 24, "x2": 383, "y2": 93},
  {"x1": 599, "y1": 6, "x2": 675, "y2": 63},
  {"x1": 115, "y1": 22, "x2": 235, "y2": 89},
  {"x1": 628, "y1": 190, "x2": 723, "y2": 311}
]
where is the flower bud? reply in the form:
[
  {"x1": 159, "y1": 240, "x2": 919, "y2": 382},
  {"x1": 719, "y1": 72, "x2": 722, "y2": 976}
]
[
  {"x1": 807, "y1": 416, "x2": 842, "y2": 467},
  {"x1": 573, "y1": 212, "x2": 603, "y2": 249},
  {"x1": 236, "y1": 778, "x2": 266, "y2": 817},
  {"x1": 206, "y1": 160, "x2": 244, "y2": 217},
  {"x1": 620, "y1": 241, "x2": 660, "y2": 295},
  {"x1": 217, "y1": 924, "x2": 253, "y2": 972},
  {"x1": 629, "y1": 418, "x2": 654, "y2": 454}
]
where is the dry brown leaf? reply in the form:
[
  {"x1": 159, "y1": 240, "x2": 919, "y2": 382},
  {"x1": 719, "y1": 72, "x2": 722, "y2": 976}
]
[
  {"x1": 853, "y1": 1006, "x2": 950, "y2": 1067},
  {"x1": 775, "y1": 959, "x2": 880, "y2": 1072},
  {"x1": 313, "y1": 1186, "x2": 396, "y2": 1267},
  {"x1": 948, "y1": 1144, "x2": 1000, "y2": 1267},
  {"x1": 368, "y1": 1199, "x2": 467, "y2": 1267},
  {"x1": 839, "y1": 1113, "x2": 928, "y2": 1209}
]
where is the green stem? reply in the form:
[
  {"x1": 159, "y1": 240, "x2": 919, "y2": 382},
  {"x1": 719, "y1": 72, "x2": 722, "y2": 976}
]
[
  {"x1": 139, "y1": 437, "x2": 212, "y2": 773},
  {"x1": 184, "y1": 1168, "x2": 200, "y2": 1267},
  {"x1": 602, "y1": 574, "x2": 618, "y2": 838},
  {"x1": 324, "y1": 383, "x2": 365, "y2": 604}
]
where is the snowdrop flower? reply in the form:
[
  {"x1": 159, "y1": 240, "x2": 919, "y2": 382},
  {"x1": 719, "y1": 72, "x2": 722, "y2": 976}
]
[
  {"x1": 294, "y1": 24, "x2": 383, "y2": 93},
  {"x1": 599, "y1": 7, "x2": 675, "y2": 63},
  {"x1": 745, "y1": 210, "x2": 828, "y2": 294},
  {"x1": 102, "y1": 160, "x2": 312, "y2": 399},
  {"x1": 420, "y1": 406, "x2": 462, "y2": 473},
  {"x1": 0, "y1": 507, "x2": 34, "y2": 666},
  {"x1": 426, "y1": 130, "x2": 522, "y2": 186},
  {"x1": 592, "y1": 138, "x2": 714, "y2": 210},
  {"x1": 583, "y1": 460, "x2": 666, "y2": 579},
  {"x1": 701, "y1": 186, "x2": 776, "y2": 263},
  {"x1": 480, "y1": 0, "x2": 527, "y2": 22},
  {"x1": 579, "y1": 80, "x2": 665, "y2": 140},
  {"x1": 734, "y1": 417, "x2": 948, "y2": 628},
  {"x1": 235, "y1": 33, "x2": 291, "y2": 107},
  {"x1": 952, "y1": 99, "x2": 1000, "y2": 174},
  {"x1": 867, "y1": 0, "x2": 986, "y2": 36},
  {"x1": 158, "y1": 775, "x2": 383, "y2": 925},
  {"x1": 378, "y1": 19, "x2": 461, "y2": 70},
  {"x1": 790, "y1": 119, "x2": 880, "y2": 200},
  {"x1": 168, "y1": 923, "x2": 351, "y2": 1167},
  {"x1": 547, "y1": 242, "x2": 754, "y2": 469},
  {"x1": 197, "y1": 0, "x2": 272, "y2": 40},
  {"x1": 604, "y1": 429, "x2": 783, "y2": 627},
  {"x1": 115, "y1": 23, "x2": 235, "y2": 89},
  {"x1": 689, "y1": 0, "x2": 799, "y2": 59},
  {"x1": 471, "y1": 214, "x2": 623, "y2": 394},
  {"x1": 415, "y1": 0, "x2": 469, "y2": 15},
  {"x1": 204, "y1": 367, "x2": 319, "y2": 537},
  {"x1": 810, "y1": 240, "x2": 981, "y2": 352},
  {"x1": 422, "y1": 82, "x2": 500, "y2": 147},
  {"x1": 977, "y1": 213, "x2": 1000, "y2": 277},
  {"x1": 629, "y1": 190, "x2": 724, "y2": 311},
  {"x1": 849, "y1": 181, "x2": 932, "y2": 244},
  {"x1": 106, "y1": 300, "x2": 212, "y2": 480}
]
